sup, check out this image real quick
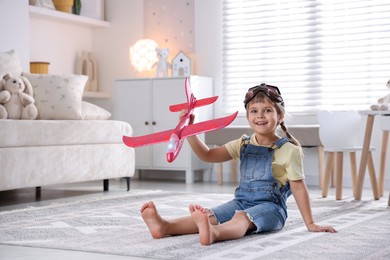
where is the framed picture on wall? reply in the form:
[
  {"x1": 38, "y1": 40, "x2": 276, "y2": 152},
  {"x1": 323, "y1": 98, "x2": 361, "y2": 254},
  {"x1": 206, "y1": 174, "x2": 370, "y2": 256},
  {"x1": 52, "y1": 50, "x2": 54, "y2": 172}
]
[{"x1": 80, "y1": 0, "x2": 105, "y2": 20}]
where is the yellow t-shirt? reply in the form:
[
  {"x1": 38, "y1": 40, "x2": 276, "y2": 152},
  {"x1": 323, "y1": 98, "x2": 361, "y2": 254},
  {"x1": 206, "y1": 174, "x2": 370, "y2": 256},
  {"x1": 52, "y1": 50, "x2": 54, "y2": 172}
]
[{"x1": 224, "y1": 134, "x2": 305, "y2": 187}]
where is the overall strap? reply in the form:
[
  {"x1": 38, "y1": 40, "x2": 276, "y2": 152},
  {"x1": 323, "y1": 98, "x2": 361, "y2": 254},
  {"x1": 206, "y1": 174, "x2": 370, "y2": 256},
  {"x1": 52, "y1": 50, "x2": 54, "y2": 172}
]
[
  {"x1": 241, "y1": 135, "x2": 291, "y2": 149},
  {"x1": 242, "y1": 134, "x2": 251, "y2": 144},
  {"x1": 270, "y1": 137, "x2": 291, "y2": 150},
  {"x1": 239, "y1": 134, "x2": 251, "y2": 153}
]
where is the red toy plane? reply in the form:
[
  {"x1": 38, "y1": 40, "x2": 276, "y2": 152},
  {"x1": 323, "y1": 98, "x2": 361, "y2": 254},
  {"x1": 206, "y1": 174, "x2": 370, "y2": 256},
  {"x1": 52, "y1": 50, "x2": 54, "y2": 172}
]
[{"x1": 122, "y1": 78, "x2": 238, "y2": 163}]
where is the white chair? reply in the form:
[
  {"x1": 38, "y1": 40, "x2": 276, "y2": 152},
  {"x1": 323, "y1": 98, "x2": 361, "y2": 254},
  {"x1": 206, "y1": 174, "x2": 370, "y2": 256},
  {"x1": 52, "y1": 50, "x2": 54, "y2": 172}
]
[
  {"x1": 379, "y1": 115, "x2": 390, "y2": 205},
  {"x1": 317, "y1": 110, "x2": 376, "y2": 200}
]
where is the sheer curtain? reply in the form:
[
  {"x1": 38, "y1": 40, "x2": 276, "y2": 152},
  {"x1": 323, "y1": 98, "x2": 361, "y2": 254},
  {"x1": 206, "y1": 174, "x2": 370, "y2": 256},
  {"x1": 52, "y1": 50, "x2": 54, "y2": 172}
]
[{"x1": 222, "y1": 0, "x2": 390, "y2": 115}]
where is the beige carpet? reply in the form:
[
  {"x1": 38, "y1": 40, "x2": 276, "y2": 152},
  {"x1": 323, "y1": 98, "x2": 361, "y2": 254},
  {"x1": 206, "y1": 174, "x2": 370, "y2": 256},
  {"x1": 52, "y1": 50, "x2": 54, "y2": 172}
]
[{"x1": 0, "y1": 189, "x2": 389, "y2": 259}]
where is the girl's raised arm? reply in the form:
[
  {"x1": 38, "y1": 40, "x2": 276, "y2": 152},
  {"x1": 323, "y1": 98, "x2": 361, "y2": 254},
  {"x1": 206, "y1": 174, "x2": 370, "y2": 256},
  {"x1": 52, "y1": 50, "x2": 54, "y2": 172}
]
[
  {"x1": 186, "y1": 135, "x2": 232, "y2": 163},
  {"x1": 180, "y1": 111, "x2": 233, "y2": 163}
]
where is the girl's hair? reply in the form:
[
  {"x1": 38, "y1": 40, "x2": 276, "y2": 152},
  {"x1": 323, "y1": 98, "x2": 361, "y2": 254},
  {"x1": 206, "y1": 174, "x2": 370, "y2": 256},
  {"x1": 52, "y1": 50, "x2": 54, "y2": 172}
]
[{"x1": 246, "y1": 91, "x2": 301, "y2": 147}]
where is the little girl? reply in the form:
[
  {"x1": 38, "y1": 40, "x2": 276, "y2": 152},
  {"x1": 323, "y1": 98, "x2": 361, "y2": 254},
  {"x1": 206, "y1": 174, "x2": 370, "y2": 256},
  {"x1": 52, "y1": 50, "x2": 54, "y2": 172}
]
[{"x1": 140, "y1": 83, "x2": 336, "y2": 245}]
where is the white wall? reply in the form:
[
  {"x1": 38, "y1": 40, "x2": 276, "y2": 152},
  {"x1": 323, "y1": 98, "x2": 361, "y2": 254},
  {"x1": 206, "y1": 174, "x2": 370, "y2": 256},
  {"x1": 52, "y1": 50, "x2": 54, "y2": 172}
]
[
  {"x1": 0, "y1": 0, "x2": 29, "y2": 70},
  {"x1": 27, "y1": 0, "x2": 145, "y2": 112},
  {"x1": 90, "y1": 0, "x2": 144, "y2": 111},
  {"x1": 29, "y1": 19, "x2": 92, "y2": 74}
]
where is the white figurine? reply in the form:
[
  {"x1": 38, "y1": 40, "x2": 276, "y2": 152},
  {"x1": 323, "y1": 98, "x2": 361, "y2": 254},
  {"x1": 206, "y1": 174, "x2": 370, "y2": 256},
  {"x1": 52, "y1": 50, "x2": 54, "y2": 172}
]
[{"x1": 154, "y1": 48, "x2": 171, "y2": 77}]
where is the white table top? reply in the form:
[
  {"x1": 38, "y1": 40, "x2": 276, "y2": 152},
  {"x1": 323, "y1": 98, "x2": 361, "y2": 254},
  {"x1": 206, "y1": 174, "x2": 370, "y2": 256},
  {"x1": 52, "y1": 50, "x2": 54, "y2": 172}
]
[{"x1": 359, "y1": 110, "x2": 390, "y2": 115}]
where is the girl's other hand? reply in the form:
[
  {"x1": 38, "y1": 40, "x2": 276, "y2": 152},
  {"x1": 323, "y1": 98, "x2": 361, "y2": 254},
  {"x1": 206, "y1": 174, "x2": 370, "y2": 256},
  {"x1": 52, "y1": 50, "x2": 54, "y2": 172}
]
[
  {"x1": 179, "y1": 109, "x2": 195, "y2": 125},
  {"x1": 308, "y1": 223, "x2": 337, "y2": 233},
  {"x1": 179, "y1": 109, "x2": 188, "y2": 120}
]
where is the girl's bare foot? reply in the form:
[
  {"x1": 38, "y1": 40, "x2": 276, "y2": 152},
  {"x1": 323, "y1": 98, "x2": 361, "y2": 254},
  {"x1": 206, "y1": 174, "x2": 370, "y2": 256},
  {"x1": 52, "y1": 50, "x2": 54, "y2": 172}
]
[
  {"x1": 190, "y1": 204, "x2": 215, "y2": 245},
  {"x1": 140, "y1": 201, "x2": 167, "y2": 239}
]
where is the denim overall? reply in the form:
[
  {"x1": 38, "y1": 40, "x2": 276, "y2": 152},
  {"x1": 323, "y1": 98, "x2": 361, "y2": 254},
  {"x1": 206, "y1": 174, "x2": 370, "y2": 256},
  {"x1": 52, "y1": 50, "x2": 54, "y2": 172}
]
[{"x1": 210, "y1": 136, "x2": 291, "y2": 233}]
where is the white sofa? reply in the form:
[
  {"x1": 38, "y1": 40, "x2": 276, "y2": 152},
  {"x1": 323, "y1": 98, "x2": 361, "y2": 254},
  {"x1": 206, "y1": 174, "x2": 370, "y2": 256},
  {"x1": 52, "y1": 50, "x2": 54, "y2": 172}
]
[
  {"x1": 0, "y1": 120, "x2": 135, "y2": 192},
  {"x1": 0, "y1": 49, "x2": 135, "y2": 192}
]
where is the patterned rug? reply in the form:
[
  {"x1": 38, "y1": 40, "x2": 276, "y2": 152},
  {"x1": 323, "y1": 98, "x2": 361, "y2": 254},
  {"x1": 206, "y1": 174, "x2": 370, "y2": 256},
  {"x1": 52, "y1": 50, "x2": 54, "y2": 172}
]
[{"x1": 0, "y1": 189, "x2": 389, "y2": 259}]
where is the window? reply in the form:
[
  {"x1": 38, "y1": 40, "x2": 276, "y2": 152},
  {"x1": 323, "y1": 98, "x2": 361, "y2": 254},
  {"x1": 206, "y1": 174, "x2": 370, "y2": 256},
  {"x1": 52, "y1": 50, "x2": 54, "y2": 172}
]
[{"x1": 222, "y1": 0, "x2": 390, "y2": 115}]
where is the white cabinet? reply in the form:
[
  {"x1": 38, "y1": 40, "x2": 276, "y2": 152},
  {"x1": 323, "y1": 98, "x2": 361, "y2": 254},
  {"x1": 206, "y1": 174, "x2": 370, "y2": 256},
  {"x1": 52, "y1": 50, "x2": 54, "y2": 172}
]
[{"x1": 114, "y1": 76, "x2": 213, "y2": 183}]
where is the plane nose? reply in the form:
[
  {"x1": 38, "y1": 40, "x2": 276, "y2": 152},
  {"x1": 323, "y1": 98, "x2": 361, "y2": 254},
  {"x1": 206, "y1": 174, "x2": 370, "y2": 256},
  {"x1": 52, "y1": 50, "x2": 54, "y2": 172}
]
[{"x1": 166, "y1": 153, "x2": 174, "y2": 163}]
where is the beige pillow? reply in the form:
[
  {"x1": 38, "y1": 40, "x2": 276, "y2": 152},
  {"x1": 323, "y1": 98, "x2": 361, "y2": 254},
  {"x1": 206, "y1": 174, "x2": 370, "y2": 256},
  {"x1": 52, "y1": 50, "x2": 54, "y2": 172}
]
[
  {"x1": 23, "y1": 72, "x2": 88, "y2": 120},
  {"x1": 0, "y1": 49, "x2": 22, "y2": 79},
  {"x1": 81, "y1": 101, "x2": 111, "y2": 120}
]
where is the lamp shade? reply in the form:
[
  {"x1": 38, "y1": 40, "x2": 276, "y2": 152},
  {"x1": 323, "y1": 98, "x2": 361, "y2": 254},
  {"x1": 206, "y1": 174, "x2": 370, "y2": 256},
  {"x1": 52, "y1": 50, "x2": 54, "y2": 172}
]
[{"x1": 129, "y1": 39, "x2": 158, "y2": 72}]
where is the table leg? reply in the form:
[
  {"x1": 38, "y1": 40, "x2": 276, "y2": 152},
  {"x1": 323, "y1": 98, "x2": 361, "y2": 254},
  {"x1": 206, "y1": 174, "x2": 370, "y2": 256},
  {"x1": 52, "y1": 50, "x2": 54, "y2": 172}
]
[
  {"x1": 230, "y1": 160, "x2": 238, "y2": 183},
  {"x1": 367, "y1": 152, "x2": 379, "y2": 200},
  {"x1": 355, "y1": 115, "x2": 375, "y2": 200},
  {"x1": 217, "y1": 163, "x2": 223, "y2": 185},
  {"x1": 379, "y1": 130, "x2": 389, "y2": 197},
  {"x1": 185, "y1": 170, "x2": 195, "y2": 184},
  {"x1": 322, "y1": 152, "x2": 334, "y2": 198}
]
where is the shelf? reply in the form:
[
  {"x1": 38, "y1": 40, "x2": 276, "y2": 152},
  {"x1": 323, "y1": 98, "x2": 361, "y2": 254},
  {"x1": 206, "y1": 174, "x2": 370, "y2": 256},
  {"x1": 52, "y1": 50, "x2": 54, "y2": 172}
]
[
  {"x1": 29, "y1": 6, "x2": 109, "y2": 29},
  {"x1": 83, "y1": 91, "x2": 110, "y2": 99}
]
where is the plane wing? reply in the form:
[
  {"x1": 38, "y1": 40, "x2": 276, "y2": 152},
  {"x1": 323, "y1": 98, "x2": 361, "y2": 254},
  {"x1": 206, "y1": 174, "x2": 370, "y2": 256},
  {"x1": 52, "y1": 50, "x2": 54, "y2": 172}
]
[
  {"x1": 122, "y1": 112, "x2": 238, "y2": 148},
  {"x1": 180, "y1": 111, "x2": 238, "y2": 138},
  {"x1": 122, "y1": 129, "x2": 173, "y2": 147}
]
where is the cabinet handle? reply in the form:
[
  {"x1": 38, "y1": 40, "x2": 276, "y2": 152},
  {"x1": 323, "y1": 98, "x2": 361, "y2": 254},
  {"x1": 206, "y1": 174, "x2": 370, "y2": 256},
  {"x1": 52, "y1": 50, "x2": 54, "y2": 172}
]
[
  {"x1": 152, "y1": 121, "x2": 156, "y2": 125},
  {"x1": 145, "y1": 121, "x2": 149, "y2": 125}
]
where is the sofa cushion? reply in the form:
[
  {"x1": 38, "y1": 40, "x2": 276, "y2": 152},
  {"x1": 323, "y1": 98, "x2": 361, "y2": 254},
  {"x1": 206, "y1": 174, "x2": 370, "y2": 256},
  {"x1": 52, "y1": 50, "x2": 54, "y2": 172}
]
[
  {"x1": 81, "y1": 101, "x2": 111, "y2": 120},
  {"x1": 0, "y1": 49, "x2": 22, "y2": 79},
  {"x1": 23, "y1": 73, "x2": 87, "y2": 120},
  {"x1": 0, "y1": 120, "x2": 132, "y2": 148}
]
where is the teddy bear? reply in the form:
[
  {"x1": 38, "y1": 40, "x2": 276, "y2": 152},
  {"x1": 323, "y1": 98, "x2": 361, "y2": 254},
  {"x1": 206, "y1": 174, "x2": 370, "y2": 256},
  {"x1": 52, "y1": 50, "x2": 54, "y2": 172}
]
[
  {"x1": 370, "y1": 79, "x2": 390, "y2": 111},
  {"x1": 1, "y1": 73, "x2": 38, "y2": 120},
  {"x1": 0, "y1": 80, "x2": 10, "y2": 119},
  {"x1": 154, "y1": 47, "x2": 171, "y2": 77}
]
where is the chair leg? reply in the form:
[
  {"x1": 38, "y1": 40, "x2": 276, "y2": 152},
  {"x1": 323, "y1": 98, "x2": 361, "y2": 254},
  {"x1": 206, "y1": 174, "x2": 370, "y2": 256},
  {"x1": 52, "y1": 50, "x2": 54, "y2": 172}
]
[
  {"x1": 318, "y1": 146, "x2": 324, "y2": 189},
  {"x1": 331, "y1": 157, "x2": 336, "y2": 188},
  {"x1": 230, "y1": 160, "x2": 238, "y2": 183},
  {"x1": 335, "y1": 152, "x2": 344, "y2": 200},
  {"x1": 379, "y1": 130, "x2": 389, "y2": 197},
  {"x1": 367, "y1": 152, "x2": 379, "y2": 200},
  {"x1": 322, "y1": 152, "x2": 334, "y2": 198},
  {"x1": 388, "y1": 192, "x2": 390, "y2": 206},
  {"x1": 349, "y1": 152, "x2": 357, "y2": 198}
]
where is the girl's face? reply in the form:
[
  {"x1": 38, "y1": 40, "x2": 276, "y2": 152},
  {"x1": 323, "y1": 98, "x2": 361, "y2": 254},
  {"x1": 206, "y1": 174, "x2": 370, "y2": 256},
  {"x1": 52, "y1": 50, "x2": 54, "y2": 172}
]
[{"x1": 246, "y1": 100, "x2": 282, "y2": 138}]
